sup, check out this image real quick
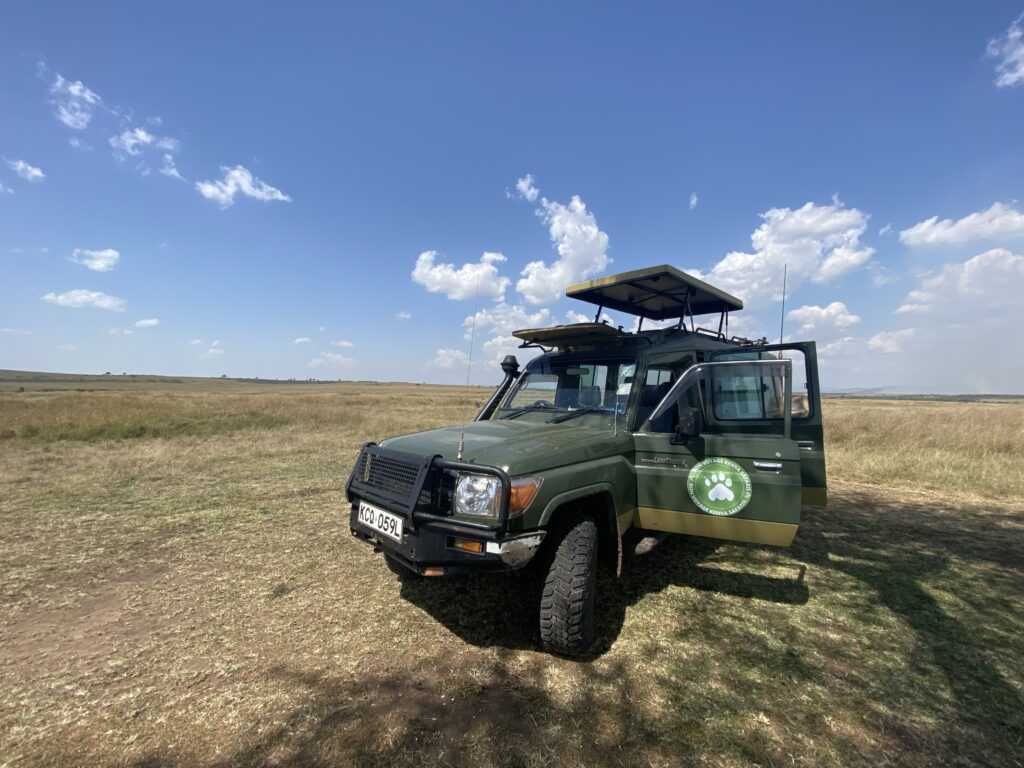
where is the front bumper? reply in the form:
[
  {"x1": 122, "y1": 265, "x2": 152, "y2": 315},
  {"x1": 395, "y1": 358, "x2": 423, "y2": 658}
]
[
  {"x1": 346, "y1": 442, "x2": 546, "y2": 576},
  {"x1": 349, "y1": 504, "x2": 546, "y2": 575}
]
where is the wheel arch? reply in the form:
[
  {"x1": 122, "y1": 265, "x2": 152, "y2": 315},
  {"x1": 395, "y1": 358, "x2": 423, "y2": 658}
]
[{"x1": 539, "y1": 484, "x2": 621, "y2": 575}]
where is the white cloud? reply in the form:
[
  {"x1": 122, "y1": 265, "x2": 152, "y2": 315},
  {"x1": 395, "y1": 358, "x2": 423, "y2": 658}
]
[
  {"x1": 189, "y1": 339, "x2": 204, "y2": 345},
  {"x1": 689, "y1": 199, "x2": 873, "y2": 309},
  {"x1": 878, "y1": 223, "x2": 893, "y2": 237},
  {"x1": 566, "y1": 309, "x2": 616, "y2": 325},
  {"x1": 1, "y1": 328, "x2": 31, "y2": 335},
  {"x1": 897, "y1": 248, "x2": 1024, "y2": 314},
  {"x1": 49, "y1": 74, "x2": 101, "y2": 130},
  {"x1": 868, "y1": 261, "x2": 897, "y2": 286},
  {"x1": 517, "y1": 191, "x2": 611, "y2": 305},
  {"x1": 689, "y1": 192, "x2": 698, "y2": 211},
  {"x1": 68, "y1": 136, "x2": 91, "y2": 151},
  {"x1": 134, "y1": 318, "x2": 160, "y2": 328},
  {"x1": 330, "y1": 339, "x2": 355, "y2": 348},
  {"x1": 629, "y1": 316, "x2": 680, "y2": 332},
  {"x1": 822, "y1": 250, "x2": 1024, "y2": 393},
  {"x1": 211, "y1": 340, "x2": 221, "y2": 347},
  {"x1": 4, "y1": 158, "x2": 45, "y2": 182},
  {"x1": 42, "y1": 289, "x2": 125, "y2": 311},
  {"x1": 200, "y1": 345, "x2": 224, "y2": 359},
  {"x1": 396, "y1": 310, "x2": 412, "y2": 320},
  {"x1": 515, "y1": 174, "x2": 539, "y2": 202},
  {"x1": 565, "y1": 309, "x2": 592, "y2": 324},
  {"x1": 867, "y1": 329, "x2": 917, "y2": 354},
  {"x1": 412, "y1": 250, "x2": 510, "y2": 301},
  {"x1": 0, "y1": 181, "x2": 12, "y2": 195},
  {"x1": 293, "y1": 337, "x2": 312, "y2": 344},
  {"x1": 986, "y1": 13, "x2": 1024, "y2": 88},
  {"x1": 109, "y1": 128, "x2": 179, "y2": 158},
  {"x1": 465, "y1": 303, "x2": 551, "y2": 339},
  {"x1": 72, "y1": 247, "x2": 120, "y2": 272},
  {"x1": 899, "y1": 202, "x2": 1024, "y2": 247},
  {"x1": 195, "y1": 165, "x2": 291, "y2": 208},
  {"x1": 309, "y1": 351, "x2": 356, "y2": 369},
  {"x1": 818, "y1": 336, "x2": 861, "y2": 358},
  {"x1": 160, "y1": 154, "x2": 185, "y2": 182},
  {"x1": 787, "y1": 302, "x2": 861, "y2": 335},
  {"x1": 426, "y1": 348, "x2": 469, "y2": 370},
  {"x1": 107, "y1": 328, "x2": 134, "y2": 336}
]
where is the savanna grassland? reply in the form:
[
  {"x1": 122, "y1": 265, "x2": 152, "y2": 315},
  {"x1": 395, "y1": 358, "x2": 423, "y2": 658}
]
[{"x1": 1, "y1": 373, "x2": 1022, "y2": 768}]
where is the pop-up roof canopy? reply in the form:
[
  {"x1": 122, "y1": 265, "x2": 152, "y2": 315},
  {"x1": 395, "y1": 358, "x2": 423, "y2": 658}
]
[
  {"x1": 566, "y1": 264, "x2": 743, "y2": 321},
  {"x1": 511, "y1": 322, "x2": 621, "y2": 348}
]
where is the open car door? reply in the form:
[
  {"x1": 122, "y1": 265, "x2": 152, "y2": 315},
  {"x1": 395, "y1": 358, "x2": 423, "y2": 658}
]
[
  {"x1": 633, "y1": 359, "x2": 802, "y2": 547},
  {"x1": 710, "y1": 343, "x2": 826, "y2": 507}
]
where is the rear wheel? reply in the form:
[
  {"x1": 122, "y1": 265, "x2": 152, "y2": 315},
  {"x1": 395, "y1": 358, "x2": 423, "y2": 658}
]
[
  {"x1": 384, "y1": 554, "x2": 419, "y2": 580},
  {"x1": 539, "y1": 517, "x2": 598, "y2": 656}
]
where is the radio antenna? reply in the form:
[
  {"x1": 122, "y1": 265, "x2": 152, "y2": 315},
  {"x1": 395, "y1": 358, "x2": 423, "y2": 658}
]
[
  {"x1": 778, "y1": 266, "x2": 786, "y2": 348},
  {"x1": 457, "y1": 278, "x2": 481, "y2": 461}
]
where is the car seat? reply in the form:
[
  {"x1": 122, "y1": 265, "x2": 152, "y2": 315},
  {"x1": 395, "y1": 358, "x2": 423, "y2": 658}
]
[{"x1": 636, "y1": 382, "x2": 674, "y2": 432}]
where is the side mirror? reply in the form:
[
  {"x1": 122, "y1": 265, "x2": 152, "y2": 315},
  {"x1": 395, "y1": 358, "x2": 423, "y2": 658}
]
[{"x1": 677, "y1": 407, "x2": 701, "y2": 439}]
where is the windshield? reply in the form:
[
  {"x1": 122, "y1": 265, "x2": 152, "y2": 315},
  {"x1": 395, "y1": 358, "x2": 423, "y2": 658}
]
[{"x1": 496, "y1": 357, "x2": 637, "y2": 426}]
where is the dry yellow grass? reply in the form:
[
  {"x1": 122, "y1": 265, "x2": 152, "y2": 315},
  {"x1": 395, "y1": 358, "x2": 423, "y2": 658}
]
[
  {"x1": 0, "y1": 378, "x2": 1021, "y2": 768},
  {"x1": 824, "y1": 397, "x2": 1024, "y2": 499}
]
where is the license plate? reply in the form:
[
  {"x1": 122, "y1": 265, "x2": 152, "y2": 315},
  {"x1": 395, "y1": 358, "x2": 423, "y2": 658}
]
[{"x1": 357, "y1": 501, "x2": 404, "y2": 543}]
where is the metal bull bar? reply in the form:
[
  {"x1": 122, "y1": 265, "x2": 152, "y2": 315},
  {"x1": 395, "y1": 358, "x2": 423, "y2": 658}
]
[{"x1": 347, "y1": 443, "x2": 513, "y2": 536}]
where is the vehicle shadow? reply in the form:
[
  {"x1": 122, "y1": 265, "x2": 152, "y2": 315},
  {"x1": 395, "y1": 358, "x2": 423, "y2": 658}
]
[
  {"x1": 398, "y1": 528, "x2": 812, "y2": 656},
  {"x1": 115, "y1": 485, "x2": 1023, "y2": 768}
]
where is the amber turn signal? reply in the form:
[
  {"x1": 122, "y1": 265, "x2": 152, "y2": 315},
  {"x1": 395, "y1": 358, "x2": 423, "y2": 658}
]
[
  {"x1": 451, "y1": 538, "x2": 484, "y2": 554},
  {"x1": 509, "y1": 475, "x2": 543, "y2": 517}
]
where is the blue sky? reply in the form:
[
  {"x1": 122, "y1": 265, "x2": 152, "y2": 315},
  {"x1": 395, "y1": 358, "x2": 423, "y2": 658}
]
[{"x1": 2, "y1": 3, "x2": 1023, "y2": 392}]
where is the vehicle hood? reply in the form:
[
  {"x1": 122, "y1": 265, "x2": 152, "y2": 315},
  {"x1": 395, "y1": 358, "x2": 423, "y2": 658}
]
[{"x1": 378, "y1": 419, "x2": 622, "y2": 474}]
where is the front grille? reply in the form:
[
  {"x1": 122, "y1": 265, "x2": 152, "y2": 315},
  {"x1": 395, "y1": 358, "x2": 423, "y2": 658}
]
[
  {"x1": 349, "y1": 445, "x2": 435, "y2": 516},
  {"x1": 357, "y1": 451, "x2": 420, "y2": 497}
]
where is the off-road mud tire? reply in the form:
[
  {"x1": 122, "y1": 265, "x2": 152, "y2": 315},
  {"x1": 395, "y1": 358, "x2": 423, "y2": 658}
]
[
  {"x1": 539, "y1": 517, "x2": 597, "y2": 656},
  {"x1": 384, "y1": 554, "x2": 419, "y2": 580}
]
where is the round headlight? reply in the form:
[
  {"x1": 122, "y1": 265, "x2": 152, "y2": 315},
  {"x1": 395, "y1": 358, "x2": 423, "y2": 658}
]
[{"x1": 454, "y1": 474, "x2": 500, "y2": 517}]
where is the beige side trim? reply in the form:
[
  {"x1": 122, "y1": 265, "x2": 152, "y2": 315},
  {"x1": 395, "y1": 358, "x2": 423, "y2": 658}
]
[
  {"x1": 802, "y1": 487, "x2": 827, "y2": 507},
  {"x1": 634, "y1": 507, "x2": 798, "y2": 547},
  {"x1": 616, "y1": 507, "x2": 636, "y2": 536}
]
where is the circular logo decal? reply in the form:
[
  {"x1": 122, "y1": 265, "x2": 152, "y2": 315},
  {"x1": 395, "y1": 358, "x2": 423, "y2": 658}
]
[{"x1": 687, "y1": 458, "x2": 752, "y2": 516}]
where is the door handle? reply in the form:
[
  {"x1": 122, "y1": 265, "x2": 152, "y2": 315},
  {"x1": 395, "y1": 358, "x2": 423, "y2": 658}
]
[
  {"x1": 639, "y1": 457, "x2": 688, "y2": 467},
  {"x1": 797, "y1": 441, "x2": 815, "y2": 451},
  {"x1": 752, "y1": 460, "x2": 783, "y2": 471}
]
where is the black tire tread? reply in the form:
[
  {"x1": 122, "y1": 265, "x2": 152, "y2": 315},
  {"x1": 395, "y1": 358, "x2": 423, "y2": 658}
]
[{"x1": 539, "y1": 517, "x2": 598, "y2": 655}]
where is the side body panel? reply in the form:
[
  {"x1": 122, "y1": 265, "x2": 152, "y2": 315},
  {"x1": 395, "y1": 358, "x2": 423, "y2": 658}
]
[{"x1": 633, "y1": 432, "x2": 801, "y2": 546}]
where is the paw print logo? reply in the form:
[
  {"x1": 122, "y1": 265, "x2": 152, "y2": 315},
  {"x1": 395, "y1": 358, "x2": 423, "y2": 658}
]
[
  {"x1": 688, "y1": 458, "x2": 752, "y2": 516},
  {"x1": 705, "y1": 472, "x2": 735, "y2": 502}
]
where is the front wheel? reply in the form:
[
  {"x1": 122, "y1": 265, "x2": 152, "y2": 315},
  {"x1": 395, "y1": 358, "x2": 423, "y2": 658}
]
[{"x1": 539, "y1": 517, "x2": 598, "y2": 656}]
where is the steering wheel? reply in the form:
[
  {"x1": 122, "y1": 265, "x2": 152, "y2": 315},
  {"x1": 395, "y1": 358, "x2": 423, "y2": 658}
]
[{"x1": 532, "y1": 399, "x2": 555, "y2": 408}]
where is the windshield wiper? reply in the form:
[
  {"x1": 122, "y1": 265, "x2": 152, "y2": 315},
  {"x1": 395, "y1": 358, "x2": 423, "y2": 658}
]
[
  {"x1": 545, "y1": 408, "x2": 610, "y2": 424},
  {"x1": 500, "y1": 405, "x2": 562, "y2": 420}
]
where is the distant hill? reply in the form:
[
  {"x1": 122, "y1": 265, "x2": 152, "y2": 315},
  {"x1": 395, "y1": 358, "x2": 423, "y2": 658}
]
[{"x1": 0, "y1": 370, "x2": 481, "y2": 393}]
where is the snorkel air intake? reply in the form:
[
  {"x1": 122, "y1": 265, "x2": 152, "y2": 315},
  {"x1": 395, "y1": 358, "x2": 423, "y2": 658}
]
[{"x1": 475, "y1": 355, "x2": 520, "y2": 421}]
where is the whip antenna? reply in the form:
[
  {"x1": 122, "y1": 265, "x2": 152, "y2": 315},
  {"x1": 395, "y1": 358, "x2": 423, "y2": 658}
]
[
  {"x1": 457, "y1": 278, "x2": 481, "y2": 461},
  {"x1": 778, "y1": 266, "x2": 786, "y2": 348}
]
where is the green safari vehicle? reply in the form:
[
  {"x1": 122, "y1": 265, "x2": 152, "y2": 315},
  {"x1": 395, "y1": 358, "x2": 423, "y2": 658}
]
[{"x1": 346, "y1": 265, "x2": 826, "y2": 655}]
